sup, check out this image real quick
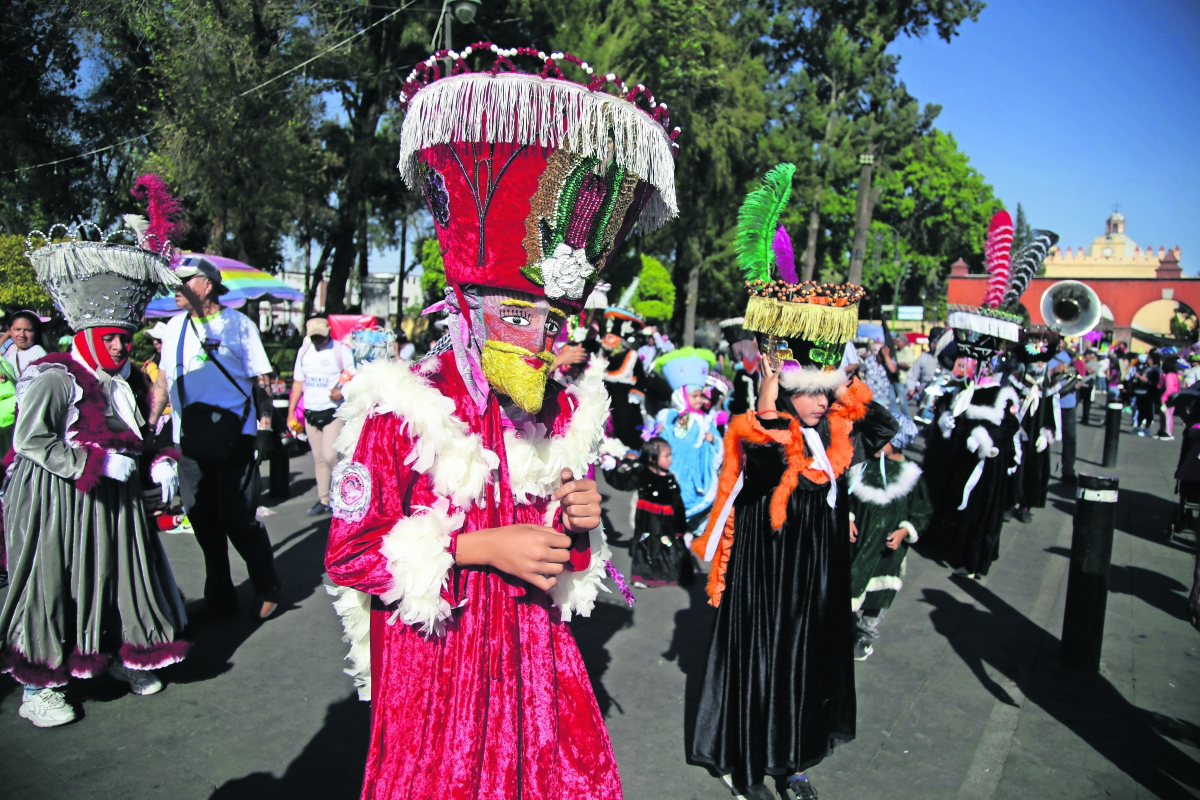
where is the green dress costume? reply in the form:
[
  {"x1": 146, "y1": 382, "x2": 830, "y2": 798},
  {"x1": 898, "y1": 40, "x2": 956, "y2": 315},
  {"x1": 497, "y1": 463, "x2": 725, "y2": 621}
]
[
  {"x1": 0, "y1": 353, "x2": 189, "y2": 686},
  {"x1": 846, "y1": 457, "x2": 932, "y2": 613}
]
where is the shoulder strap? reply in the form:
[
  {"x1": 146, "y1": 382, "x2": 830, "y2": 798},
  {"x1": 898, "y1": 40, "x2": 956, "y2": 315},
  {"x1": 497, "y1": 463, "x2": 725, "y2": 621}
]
[{"x1": 176, "y1": 317, "x2": 250, "y2": 409}]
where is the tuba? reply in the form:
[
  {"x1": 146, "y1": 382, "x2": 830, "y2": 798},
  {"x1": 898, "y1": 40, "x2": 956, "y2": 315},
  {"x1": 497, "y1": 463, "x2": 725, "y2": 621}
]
[{"x1": 1040, "y1": 280, "x2": 1101, "y2": 336}]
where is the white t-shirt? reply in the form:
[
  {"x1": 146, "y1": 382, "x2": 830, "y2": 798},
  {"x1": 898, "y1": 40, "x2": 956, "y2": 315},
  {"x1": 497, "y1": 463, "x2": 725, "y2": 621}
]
[
  {"x1": 4, "y1": 344, "x2": 48, "y2": 377},
  {"x1": 160, "y1": 309, "x2": 273, "y2": 442},
  {"x1": 293, "y1": 339, "x2": 355, "y2": 412}
]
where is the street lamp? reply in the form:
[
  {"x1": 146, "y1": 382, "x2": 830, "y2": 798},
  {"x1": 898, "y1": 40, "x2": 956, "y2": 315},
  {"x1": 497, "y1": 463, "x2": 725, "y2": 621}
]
[{"x1": 451, "y1": 0, "x2": 481, "y2": 24}]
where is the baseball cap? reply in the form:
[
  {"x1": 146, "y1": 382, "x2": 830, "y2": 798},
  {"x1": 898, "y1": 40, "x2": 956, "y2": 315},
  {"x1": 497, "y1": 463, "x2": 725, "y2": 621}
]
[
  {"x1": 306, "y1": 318, "x2": 331, "y2": 338},
  {"x1": 146, "y1": 321, "x2": 170, "y2": 340},
  {"x1": 175, "y1": 257, "x2": 230, "y2": 295}
]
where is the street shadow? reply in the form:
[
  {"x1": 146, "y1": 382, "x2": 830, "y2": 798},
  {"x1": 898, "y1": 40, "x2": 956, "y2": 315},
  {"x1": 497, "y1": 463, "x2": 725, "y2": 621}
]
[
  {"x1": 921, "y1": 577, "x2": 1200, "y2": 796},
  {"x1": 662, "y1": 579, "x2": 717, "y2": 756},
  {"x1": 208, "y1": 691, "x2": 371, "y2": 799},
  {"x1": 568, "y1": 600, "x2": 634, "y2": 718},
  {"x1": 161, "y1": 518, "x2": 332, "y2": 685},
  {"x1": 1117, "y1": 488, "x2": 1191, "y2": 552},
  {"x1": 1044, "y1": 547, "x2": 1189, "y2": 622}
]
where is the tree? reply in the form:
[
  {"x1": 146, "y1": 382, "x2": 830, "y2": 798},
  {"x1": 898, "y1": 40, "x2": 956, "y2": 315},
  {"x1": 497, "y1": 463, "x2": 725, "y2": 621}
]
[
  {"x1": 418, "y1": 237, "x2": 446, "y2": 309},
  {"x1": 632, "y1": 255, "x2": 676, "y2": 324},
  {"x1": 871, "y1": 129, "x2": 1002, "y2": 302},
  {"x1": 0, "y1": 0, "x2": 85, "y2": 232},
  {"x1": 754, "y1": 0, "x2": 986, "y2": 280},
  {"x1": 0, "y1": 234, "x2": 54, "y2": 309}
]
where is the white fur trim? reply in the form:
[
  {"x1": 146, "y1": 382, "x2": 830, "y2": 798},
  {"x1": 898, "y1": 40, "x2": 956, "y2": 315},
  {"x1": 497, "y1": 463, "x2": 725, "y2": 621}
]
[
  {"x1": 399, "y1": 73, "x2": 678, "y2": 229},
  {"x1": 937, "y1": 410, "x2": 956, "y2": 439},
  {"x1": 847, "y1": 461, "x2": 923, "y2": 505},
  {"x1": 778, "y1": 365, "x2": 848, "y2": 394},
  {"x1": 505, "y1": 356, "x2": 610, "y2": 504},
  {"x1": 900, "y1": 520, "x2": 919, "y2": 543},
  {"x1": 334, "y1": 359, "x2": 499, "y2": 508},
  {"x1": 378, "y1": 497, "x2": 463, "y2": 636},
  {"x1": 851, "y1": 575, "x2": 905, "y2": 612},
  {"x1": 549, "y1": 521, "x2": 613, "y2": 622},
  {"x1": 326, "y1": 585, "x2": 372, "y2": 701},
  {"x1": 966, "y1": 426, "x2": 999, "y2": 458},
  {"x1": 604, "y1": 350, "x2": 638, "y2": 385},
  {"x1": 964, "y1": 386, "x2": 1019, "y2": 426}
]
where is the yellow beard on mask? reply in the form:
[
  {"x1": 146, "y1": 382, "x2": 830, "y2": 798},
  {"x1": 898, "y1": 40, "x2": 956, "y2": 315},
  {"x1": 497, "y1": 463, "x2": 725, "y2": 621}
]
[{"x1": 481, "y1": 340, "x2": 554, "y2": 413}]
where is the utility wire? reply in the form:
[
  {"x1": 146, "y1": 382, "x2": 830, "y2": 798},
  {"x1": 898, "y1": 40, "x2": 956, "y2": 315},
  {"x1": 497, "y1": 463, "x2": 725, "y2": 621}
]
[{"x1": 4, "y1": 0, "x2": 420, "y2": 175}]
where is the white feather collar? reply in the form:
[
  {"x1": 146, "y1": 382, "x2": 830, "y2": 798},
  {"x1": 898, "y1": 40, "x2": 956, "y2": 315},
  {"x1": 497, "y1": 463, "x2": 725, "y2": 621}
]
[
  {"x1": 848, "y1": 460, "x2": 923, "y2": 505},
  {"x1": 335, "y1": 355, "x2": 610, "y2": 508}
]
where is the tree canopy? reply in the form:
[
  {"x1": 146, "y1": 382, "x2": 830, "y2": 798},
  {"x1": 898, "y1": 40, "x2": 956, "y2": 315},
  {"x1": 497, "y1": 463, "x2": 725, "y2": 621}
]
[{"x1": 2, "y1": 0, "x2": 1002, "y2": 336}]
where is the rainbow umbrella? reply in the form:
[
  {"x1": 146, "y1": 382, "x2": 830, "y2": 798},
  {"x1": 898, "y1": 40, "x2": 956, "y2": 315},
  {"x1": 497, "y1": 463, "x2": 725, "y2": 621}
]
[{"x1": 145, "y1": 253, "x2": 303, "y2": 317}]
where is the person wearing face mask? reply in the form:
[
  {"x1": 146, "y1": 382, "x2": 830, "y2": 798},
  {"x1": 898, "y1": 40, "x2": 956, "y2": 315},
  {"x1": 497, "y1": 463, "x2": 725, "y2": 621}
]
[
  {"x1": 1, "y1": 310, "x2": 49, "y2": 378},
  {"x1": 689, "y1": 165, "x2": 896, "y2": 800},
  {"x1": 0, "y1": 205, "x2": 189, "y2": 728},
  {"x1": 321, "y1": 46, "x2": 678, "y2": 799}
]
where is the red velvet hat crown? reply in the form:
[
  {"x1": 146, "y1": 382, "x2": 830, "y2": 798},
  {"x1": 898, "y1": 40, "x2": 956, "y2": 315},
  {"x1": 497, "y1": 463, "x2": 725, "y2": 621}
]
[{"x1": 400, "y1": 44, "x2": 680, "y2": 308}]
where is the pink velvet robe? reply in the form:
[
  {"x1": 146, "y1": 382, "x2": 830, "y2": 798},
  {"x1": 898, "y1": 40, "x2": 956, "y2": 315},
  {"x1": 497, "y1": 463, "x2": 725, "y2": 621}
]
[{"x1": 325, "y1": 353, "x2": 621, "y2": 799}]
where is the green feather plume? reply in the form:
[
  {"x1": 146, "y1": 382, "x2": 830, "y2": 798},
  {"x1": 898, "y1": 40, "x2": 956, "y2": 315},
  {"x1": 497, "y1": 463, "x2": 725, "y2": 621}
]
[{"x1": 735, "y1": 163, "x2": 796, "y2": 282}]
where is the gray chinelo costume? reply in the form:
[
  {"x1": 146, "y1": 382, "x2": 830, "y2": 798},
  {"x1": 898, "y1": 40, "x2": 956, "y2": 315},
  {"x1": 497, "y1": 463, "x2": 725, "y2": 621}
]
[{"x1": 0, "y1": 227, "x2": 190, "y2": 687}]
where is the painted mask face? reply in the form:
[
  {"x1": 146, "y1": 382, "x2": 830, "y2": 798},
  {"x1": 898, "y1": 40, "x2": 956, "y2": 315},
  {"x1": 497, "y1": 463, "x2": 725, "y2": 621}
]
[
  {"x1": 953, "y1": 356, "x2": 978, "y2": 380},
  {"x1": 477, "y1": 288, "x2": 566, "y2": 413}
]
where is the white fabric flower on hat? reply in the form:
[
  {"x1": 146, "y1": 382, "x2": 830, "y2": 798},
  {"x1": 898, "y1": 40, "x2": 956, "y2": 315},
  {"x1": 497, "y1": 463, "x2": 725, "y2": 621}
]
[{"x1": 539, "y1": 243, "x2": 594, "y2": 301}]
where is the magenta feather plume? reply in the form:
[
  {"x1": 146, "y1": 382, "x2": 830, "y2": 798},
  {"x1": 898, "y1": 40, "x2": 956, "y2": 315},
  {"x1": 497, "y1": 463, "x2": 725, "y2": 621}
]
[
  {"x1": 982, "y1": 210, "x2": 1014, "y2": 309},
  {"x1": 131, "y1": 174, "x2": 185, "y2": 265},
  {"x1": 773, "y1": 225, "x2": 798, "y2": 284}
]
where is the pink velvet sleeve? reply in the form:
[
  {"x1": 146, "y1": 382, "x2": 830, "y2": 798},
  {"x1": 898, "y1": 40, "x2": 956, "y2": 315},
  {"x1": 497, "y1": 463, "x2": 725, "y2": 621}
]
[{"x1": 324, "y1": 412, "x2": 418, "y2": 595}]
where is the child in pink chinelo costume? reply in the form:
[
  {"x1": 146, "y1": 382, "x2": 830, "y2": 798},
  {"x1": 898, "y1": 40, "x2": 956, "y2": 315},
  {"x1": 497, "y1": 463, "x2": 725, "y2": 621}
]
[{"x1": 323, "y1": 43, "x2": 680, "y2": 800}]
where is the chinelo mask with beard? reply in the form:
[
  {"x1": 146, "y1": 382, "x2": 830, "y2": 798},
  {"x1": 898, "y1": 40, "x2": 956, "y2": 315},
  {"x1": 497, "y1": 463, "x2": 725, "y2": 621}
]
[{"x1": 475, "y1": 287, "x2": 566, "y2": 413}]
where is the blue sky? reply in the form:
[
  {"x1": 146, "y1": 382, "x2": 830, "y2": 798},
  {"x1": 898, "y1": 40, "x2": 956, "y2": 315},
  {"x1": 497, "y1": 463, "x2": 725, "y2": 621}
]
[{"x1": 892, "y1": 0, "x2": 1200, "y2": 273}]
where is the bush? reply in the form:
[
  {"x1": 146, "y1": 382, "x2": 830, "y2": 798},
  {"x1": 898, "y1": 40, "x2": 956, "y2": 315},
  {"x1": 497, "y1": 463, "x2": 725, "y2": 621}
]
[{"x1": 632, "y1": 254, "x2": 675, "y2": 325}]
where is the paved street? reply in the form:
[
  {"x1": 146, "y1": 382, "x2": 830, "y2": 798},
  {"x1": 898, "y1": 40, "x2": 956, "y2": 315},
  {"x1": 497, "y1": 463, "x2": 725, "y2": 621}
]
[{"x1": 1, "y1": 413, "x2": 1198, "y2": 799}]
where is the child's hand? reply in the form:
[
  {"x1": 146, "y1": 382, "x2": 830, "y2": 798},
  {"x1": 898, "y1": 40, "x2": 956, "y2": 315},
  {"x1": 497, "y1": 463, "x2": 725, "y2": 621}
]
[
  {"x1": 849, "y1": 520, "x2": 858, "y2": 542},
  {"x1": 886, "y1": 528, "x2": 907, "y2": 550}
]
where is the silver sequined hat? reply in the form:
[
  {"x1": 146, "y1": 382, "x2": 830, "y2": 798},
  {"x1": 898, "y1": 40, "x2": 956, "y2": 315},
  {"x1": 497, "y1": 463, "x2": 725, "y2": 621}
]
[{"x1": 26, "y1": 224, "x2": 181, "y2": 332}]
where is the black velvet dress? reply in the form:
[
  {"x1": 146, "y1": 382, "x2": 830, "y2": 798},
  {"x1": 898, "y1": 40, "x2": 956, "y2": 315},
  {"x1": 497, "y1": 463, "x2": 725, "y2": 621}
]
[
  {"x1": 691, "y1": 416, "x2": 857, "y2": 792},
  {"x1": 1021, "y1": 372, "x2": 1057, "y2": 510},
  {"x1": 923, "y1": 384, "x2": 1020, "y2": 576},
  {"x1": 604, "y1": 462, "x2": 693, "y2": 586}
]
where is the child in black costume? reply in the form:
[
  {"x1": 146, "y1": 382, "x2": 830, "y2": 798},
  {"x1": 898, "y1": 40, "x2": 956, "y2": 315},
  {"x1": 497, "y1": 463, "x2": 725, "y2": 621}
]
[{"x1": 604, "y1": 437, "x2": 694, "y2": 588}]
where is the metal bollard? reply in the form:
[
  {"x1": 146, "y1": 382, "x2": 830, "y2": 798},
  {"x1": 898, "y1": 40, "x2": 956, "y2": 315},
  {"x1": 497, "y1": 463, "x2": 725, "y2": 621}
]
[
  {"x1": 1080, "y1": 389, "x2": 1092, "y2": 425},
  {"x1": 1060, "y1": 473, "x2": 1119, "y2": 672},
  {"x1": 1102, "y1": 402, "x2": 1122, "y2": 468},
  {"x1": 268, "y1": 436, "x2": 292, "y2": 498}
]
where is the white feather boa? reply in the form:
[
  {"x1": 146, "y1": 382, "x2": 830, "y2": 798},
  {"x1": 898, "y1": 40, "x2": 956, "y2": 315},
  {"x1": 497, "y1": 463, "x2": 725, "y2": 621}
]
[
  {"x1": 326, "y1": 585, "x2": 372, "y2": 700},
  {"x1": 847, "y1": 460, "x2": 923, "y2": 505},
  {"x1": 334, "y1": 359, "x2": 498, "y2": 508},
  {"x1": 778, "y1": 365, "x2": 848, "y2": 395},
  {"x1": 505, "y1": 356, "x2": 610, "y2": 503},
  {"x1": 378, "y1": 497, "x2": 463, "y2": 637}
]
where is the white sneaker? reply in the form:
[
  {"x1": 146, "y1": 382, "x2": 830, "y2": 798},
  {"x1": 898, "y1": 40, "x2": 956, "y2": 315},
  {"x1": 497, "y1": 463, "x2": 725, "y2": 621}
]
[
  {"x1": 19, "y1": 688, "x2": 75, "y2": 728},
  {"x1": 109, "y1": 663, "x2": 163, "y2": 696}
]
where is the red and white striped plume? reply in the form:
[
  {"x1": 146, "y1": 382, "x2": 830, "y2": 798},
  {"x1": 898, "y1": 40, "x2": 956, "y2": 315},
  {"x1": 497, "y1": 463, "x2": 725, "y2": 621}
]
[{"x1": 982, "y1": 210, "x2": 1014, "y2": 309}]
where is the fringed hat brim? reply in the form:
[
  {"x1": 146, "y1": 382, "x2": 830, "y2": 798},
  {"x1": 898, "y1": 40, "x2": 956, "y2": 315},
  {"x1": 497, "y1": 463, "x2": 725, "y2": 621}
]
[
  {"x1": 743, "y1": 296, "x2": 858, "y2": 344},
  {"x1": 399, "y1": 73, "x2": 677, "y2": 231},
  {"x1": 947, "y1": 310, "x2": 1020, "y2": 342}
]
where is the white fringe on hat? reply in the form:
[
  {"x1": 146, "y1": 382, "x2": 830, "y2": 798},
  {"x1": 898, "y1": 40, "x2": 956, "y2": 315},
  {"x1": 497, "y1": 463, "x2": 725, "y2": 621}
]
[{"x1": 399, "y1": 73, "x2": 678, "y2": 230}]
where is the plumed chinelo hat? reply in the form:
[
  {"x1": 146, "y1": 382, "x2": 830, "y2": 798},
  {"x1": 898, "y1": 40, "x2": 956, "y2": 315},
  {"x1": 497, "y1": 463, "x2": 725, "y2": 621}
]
[
  {"x1": 26, "y1": 175, "x2": 183, "y2": 332},
  {"x1": 399, "y1": 43, "x2": 680, "y2": 308},
  {"x1": 734, "y1": 164, "x2": 865, "y2": 394}
]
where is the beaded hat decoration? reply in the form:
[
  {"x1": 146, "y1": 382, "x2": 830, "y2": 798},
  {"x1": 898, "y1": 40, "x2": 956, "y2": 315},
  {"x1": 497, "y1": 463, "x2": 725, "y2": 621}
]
[
  {"x1": 399, "y1": 43, "x2": 680, "y2": 307},
  {"x1": 734, "y1": 163, "x2": 862, "y2": 345},
  {"x1": 26, "y1": 174, "x2": 182, "y2": 332}
]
